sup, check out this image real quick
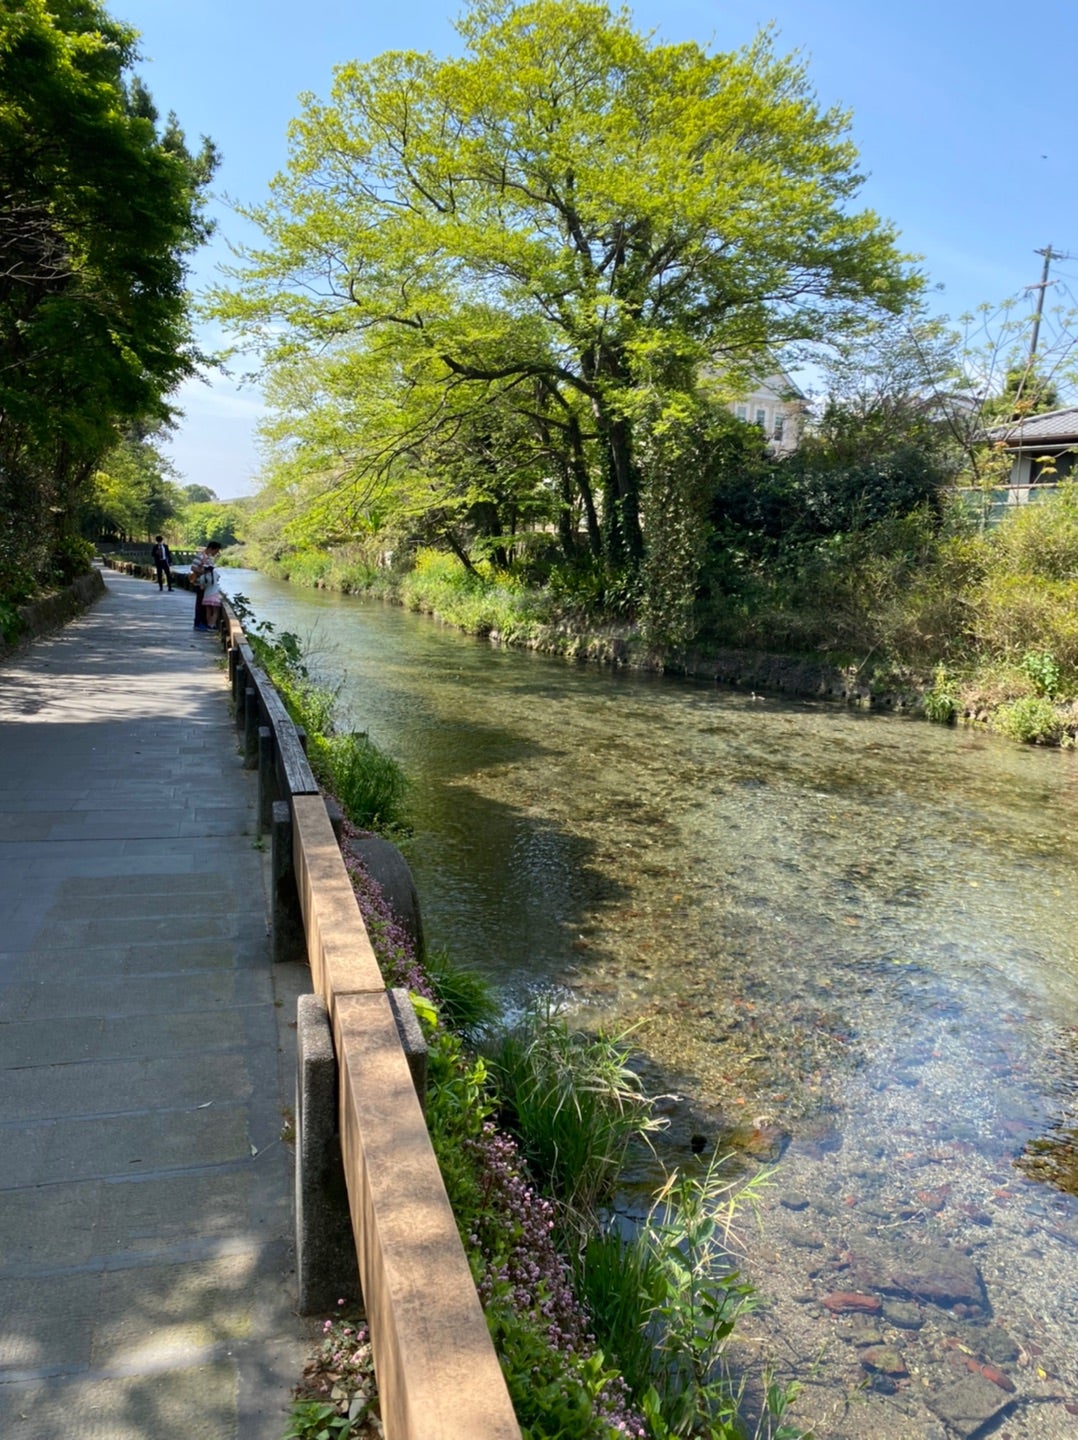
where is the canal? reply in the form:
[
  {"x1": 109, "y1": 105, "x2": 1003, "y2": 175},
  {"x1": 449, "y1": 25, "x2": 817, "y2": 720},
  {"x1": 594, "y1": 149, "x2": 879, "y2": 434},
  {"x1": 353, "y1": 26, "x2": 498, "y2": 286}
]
[{"x1": 227, "y1": 569, "x2": 1078, "y2": 1438}]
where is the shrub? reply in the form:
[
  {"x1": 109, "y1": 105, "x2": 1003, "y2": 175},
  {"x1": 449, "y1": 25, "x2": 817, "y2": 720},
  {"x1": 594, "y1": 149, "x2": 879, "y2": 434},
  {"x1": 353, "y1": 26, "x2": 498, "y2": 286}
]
[
  {"x1": 51, "y1": 534, "x2": 95, "y2": 583},
  {"x1": 972, "y1": 572, "x2": 1078, "y2": 673},
  {"x1": 922, "y1": 665, "x2": 958, "y2": 724},
  {"x1": 992, "y1": 695, "x2": 1066, "y2": 745},
  {"x1": 308, "y1": 731, "x2": 409, "y2": 832},
  {"x1": 986, "y1": 480, "x2": 1078, "y2": 581},
  {"x1": 1020, "y1": 649, "x2": 1061, "y2": 697},
  {"x1": 279, "y1": 548, "x2": 334, "y2": 587},
  {"x1": 0, "y1": 599, "x2": 24, "y2": 645}
]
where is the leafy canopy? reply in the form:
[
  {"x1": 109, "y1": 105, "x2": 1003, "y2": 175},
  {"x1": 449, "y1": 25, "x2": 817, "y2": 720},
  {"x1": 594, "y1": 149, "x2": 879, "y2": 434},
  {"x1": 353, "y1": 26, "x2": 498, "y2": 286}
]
[{"x1": 216, "y1": 0, "x2": 918, "y2": 596}]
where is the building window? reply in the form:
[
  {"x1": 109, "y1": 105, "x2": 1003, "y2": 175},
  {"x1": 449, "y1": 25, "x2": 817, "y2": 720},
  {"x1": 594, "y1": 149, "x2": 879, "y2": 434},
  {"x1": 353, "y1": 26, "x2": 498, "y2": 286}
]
[
  {"x1": 755, "y1": 408, "x2": 767, "y2": 429},
  {"x1": 735, "y1": 404, "x2": 748, "y2": 420},
  {"x1": 773, "y1": 415, "x2": 785, "y2": 441}
]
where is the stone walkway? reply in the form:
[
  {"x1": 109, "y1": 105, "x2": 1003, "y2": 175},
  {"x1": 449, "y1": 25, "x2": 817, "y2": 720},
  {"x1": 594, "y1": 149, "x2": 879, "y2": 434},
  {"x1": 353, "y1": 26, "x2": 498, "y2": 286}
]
[{"x1": 0, "y1": 567, "x2": 313, "y2": 1440}]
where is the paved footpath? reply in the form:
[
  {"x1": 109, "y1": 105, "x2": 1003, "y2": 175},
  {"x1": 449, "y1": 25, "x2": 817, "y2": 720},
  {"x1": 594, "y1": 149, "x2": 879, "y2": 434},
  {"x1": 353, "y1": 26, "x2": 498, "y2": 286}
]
[{"x1": 0, "y1": 567, "x2": 314, "y2": 1440}]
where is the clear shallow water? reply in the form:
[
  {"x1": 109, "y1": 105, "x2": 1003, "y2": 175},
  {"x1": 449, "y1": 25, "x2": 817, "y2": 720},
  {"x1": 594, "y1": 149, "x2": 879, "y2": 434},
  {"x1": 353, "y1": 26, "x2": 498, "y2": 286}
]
[{"x1": 227, "y1": 571, "x2": 1078, "y2": 1436}]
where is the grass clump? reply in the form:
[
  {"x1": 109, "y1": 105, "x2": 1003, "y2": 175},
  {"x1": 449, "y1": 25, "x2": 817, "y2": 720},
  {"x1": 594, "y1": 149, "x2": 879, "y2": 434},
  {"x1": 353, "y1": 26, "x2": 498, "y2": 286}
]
[
  {"x1": 992, "y1": 695, "x2": 1067, "y2": 745},
  {"x1": 308, "y1": 730, "x2": 409, "y2": 832},
  {"x1": 922, "y1": 664, "x2": 959, "y2": 724},
  {"x1": 485, "y1": 1006, "x2": 662, "y2": 1224},
  {"x1": 423, "y1": 946, "x2": 500, "y2": 1043}
]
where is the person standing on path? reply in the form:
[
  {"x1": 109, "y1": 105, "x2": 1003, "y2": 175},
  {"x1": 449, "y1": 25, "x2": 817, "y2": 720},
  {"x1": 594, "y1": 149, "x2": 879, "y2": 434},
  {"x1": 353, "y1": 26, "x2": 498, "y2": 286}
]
[
  {"x1": 191, "y1": 541, "x2": 222, "y2": 630},
  {"x1": 151, "y1": 535, "x2": 173, "y2": 591},
  {"x1": 200, "y1": 558, "x2": 223, "y2": 632}
]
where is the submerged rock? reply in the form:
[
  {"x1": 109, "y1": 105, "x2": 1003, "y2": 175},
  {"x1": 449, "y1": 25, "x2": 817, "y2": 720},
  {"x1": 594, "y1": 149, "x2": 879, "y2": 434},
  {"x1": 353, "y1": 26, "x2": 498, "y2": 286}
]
[
  {"x1": 924, "y1": 1374, "x2": 1016, "y2": 1438},
  {"x1": 848, "y1": 1237, "x2": 987, "y2": 1310},
  {"x1": 882, "y1": 1299, "x2": 924, "y2": 1330},
  {"x1": 859, "y1": 1345, "x2": 908, "y2": 1377},
  {"x1": 821, "y1": 1291, "x2": 881, "y2": 1313}
]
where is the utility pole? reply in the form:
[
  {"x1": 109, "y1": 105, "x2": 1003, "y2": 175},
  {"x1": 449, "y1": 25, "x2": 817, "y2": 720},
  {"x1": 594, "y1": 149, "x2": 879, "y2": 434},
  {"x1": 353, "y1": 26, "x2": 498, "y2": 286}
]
[
  {"x1": 1027, "y1": 246, "x2": 1058, "y2": 362},
  {"x1": 1027, "y1": 244, "x2": 1075, "y2": 362}
]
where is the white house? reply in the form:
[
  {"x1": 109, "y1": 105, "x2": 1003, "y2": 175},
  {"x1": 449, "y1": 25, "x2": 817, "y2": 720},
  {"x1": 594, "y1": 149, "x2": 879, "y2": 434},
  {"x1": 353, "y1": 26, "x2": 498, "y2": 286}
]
[{"x1": 726, "y1": 372, "x2": 807, "y2": 455}]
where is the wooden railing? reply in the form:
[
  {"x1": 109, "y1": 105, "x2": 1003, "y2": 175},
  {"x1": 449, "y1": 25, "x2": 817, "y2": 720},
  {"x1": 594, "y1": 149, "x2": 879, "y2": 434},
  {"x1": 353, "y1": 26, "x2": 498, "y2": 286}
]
[
  {"x1": 102, "y1": 559, "x2": 521, "y2": 1440},
  {"x1": 222, "y1": 602, "x2": 520, "y2": 1440}
]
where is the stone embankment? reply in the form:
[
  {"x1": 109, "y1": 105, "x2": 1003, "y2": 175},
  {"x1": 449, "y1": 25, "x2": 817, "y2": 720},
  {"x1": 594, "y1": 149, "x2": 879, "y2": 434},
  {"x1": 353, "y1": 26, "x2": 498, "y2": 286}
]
[
  {"x1": 0, "y1": 569, "x2": 105, "y2": 658},
  {"x1": 491, "y1": 619, "x2": 923, "y2": 709}
]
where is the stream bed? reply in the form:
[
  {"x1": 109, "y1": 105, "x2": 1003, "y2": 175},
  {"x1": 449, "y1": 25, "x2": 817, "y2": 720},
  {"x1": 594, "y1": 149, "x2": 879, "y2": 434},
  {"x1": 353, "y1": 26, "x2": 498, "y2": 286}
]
[{"x1": 227, "y1": 571, "x2": 1078, "y2": 1438}]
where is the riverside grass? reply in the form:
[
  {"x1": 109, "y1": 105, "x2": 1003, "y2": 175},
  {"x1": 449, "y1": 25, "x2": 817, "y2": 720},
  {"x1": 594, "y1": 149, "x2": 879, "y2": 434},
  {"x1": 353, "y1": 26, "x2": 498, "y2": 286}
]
[{"x1": 240, "y1": 484, "x2": 1078, "y2": 746}]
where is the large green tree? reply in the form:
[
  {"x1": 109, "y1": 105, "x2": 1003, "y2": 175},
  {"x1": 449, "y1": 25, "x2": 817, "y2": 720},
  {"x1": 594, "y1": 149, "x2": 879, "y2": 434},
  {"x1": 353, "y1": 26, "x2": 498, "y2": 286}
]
[
  {"x1": 84, "y1": 431, "x2": 183, "y2": 541},
  {"x1": 219, "y1": 0, "x2": 917, "y2": 598},
  {"x1": 0, "y1": 0, "x2": 218, "y2": 595}
]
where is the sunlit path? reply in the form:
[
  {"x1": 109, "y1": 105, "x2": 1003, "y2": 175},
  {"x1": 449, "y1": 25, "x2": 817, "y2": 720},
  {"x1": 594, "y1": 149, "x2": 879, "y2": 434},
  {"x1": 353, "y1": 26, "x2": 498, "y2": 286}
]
[{"x1": 0, "y1": 567, "x2": 312, "y2": 1440}]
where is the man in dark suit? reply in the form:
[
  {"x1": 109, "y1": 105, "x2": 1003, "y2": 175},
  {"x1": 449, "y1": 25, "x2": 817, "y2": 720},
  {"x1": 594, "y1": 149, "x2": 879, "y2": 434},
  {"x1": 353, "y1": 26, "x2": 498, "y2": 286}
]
[{"x1": 151, "y1": 536, "x2": 173, "y2": 591}]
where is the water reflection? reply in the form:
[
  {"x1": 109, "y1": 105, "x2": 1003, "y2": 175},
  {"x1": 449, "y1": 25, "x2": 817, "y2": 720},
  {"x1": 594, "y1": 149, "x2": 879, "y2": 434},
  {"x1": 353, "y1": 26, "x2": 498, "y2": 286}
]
[{"x1": 226, "y1": 570, "x2": 1078, "y2": 1437}]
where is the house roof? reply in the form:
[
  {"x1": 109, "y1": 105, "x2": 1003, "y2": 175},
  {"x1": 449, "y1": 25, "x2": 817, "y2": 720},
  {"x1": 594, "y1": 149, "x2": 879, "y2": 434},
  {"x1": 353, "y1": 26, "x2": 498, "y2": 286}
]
[{"x1": 986, "y1": 406, "x2": 1078, "y2": 448}]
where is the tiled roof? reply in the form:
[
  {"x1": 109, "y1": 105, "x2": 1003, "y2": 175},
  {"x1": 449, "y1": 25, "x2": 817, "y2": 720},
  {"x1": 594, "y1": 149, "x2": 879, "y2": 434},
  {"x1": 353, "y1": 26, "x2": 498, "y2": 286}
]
[{"x1": 986, "y1": 406, "x2": 1078, "y2": 446}]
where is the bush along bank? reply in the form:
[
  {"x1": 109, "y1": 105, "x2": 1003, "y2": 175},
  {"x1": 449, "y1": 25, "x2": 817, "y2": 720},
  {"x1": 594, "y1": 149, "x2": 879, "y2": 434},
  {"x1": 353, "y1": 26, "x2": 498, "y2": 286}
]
[
  {"x1": 238, "y1": 481, "x2": 1078, "y2": 747},
  {"x1": 241, "y1": 601, "x2": 808, "y2": 1440}
]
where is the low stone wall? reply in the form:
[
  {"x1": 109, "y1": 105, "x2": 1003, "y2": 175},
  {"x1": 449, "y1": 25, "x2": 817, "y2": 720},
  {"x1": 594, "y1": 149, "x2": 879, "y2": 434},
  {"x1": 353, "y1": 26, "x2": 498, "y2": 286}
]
[
  {"x1": 1, "y1": 569, "x2": 106, "y2": 659},
  {"x1": 491, "y1": 618, "x2": 923, "y2": 709}
]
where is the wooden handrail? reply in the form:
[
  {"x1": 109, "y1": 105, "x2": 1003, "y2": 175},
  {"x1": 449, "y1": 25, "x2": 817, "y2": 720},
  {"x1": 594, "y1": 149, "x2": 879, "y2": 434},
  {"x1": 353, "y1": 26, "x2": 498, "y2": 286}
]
[{"x1": 220, "y1": 601, "x2": 522, "y2": 1440}]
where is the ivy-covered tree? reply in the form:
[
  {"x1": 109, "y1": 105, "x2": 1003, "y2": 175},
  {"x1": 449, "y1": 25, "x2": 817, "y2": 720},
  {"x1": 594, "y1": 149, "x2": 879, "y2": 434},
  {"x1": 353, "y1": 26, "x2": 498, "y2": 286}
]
[
  {"x1": 0, "y1": 0, "x2": 218, "y2": 597},
  {"x1": 215, "y1": 0, "x2": 917, "y2": 608}
]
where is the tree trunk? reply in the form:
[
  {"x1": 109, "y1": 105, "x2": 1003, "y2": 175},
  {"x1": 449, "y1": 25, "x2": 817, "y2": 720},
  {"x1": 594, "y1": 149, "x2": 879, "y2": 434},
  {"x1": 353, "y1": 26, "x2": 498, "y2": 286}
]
[
  {"x1": 598, "y1": 411, "x2": 644, "y2": 569},
  {"x1": 567, "y1": 413, "x2": 602, "y2": 559}
]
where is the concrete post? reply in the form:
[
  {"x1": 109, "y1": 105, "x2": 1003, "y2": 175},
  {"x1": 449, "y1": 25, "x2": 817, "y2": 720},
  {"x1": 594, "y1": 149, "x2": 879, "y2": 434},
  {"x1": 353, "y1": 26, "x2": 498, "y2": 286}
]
[
  {"x1": 258, "y1": 726, "x2": 276, "y2": 834},
  {"x1": 271, "y1": 800, "x2": 305, "y2": 965},
  {"x1": 243, "y1": 686, "x2": 259, "y2": 769},
  {"x1": 232, "y1": 658, "x2": 246, "y2": 724},
  {"x1": 295, "y1": 993, "x2": 362, "y2": 1315}
]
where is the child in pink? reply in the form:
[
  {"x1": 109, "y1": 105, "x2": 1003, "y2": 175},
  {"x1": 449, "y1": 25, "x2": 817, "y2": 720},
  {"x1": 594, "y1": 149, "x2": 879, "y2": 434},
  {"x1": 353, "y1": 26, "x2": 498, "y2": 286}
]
[{"x1": 200, "y1": 562, "x2": 222, "y2": 631}]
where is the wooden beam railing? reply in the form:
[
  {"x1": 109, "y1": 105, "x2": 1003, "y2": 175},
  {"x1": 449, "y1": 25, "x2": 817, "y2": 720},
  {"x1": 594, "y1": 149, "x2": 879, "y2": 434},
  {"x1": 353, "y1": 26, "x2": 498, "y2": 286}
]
[{"x1": 214, "y1": 602, "x2": 521, "y2": 1440}]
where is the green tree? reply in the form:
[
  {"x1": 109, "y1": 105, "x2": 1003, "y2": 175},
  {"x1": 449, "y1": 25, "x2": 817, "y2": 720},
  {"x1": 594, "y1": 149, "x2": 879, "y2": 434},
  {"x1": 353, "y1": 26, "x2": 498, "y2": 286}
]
[
  {"x1": 215, "y1": 0, "x2": 916, "y2": 603},
  {"x1": 85, "y1": 433, "x2": 183, "y2": 541},
  {"x1": 176, "y1": 500, "x2": 242, "y2": 549},
  {"x1": 0, "y1": 0, "x2": 218, "y2": 597},
  {"x1": 182, "y1": 484, "x2": 219, "y2": 505},
  {"x1": 810, "y1": 310, "x2": 962, "y2": 465}
]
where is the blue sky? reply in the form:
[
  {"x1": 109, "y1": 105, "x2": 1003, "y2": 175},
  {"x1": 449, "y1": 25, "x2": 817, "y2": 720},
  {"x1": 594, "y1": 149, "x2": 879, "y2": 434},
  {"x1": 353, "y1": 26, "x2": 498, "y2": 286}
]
[{"x1": 116, "y1": 0, "x2": 1078, "y2": 499}]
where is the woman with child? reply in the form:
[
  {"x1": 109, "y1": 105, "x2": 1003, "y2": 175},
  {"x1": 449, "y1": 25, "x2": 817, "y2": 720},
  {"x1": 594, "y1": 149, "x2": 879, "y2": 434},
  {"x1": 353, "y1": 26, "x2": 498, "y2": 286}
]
[{"x1": 190, "y1": 542, "x2": 222, "y2": 631}]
